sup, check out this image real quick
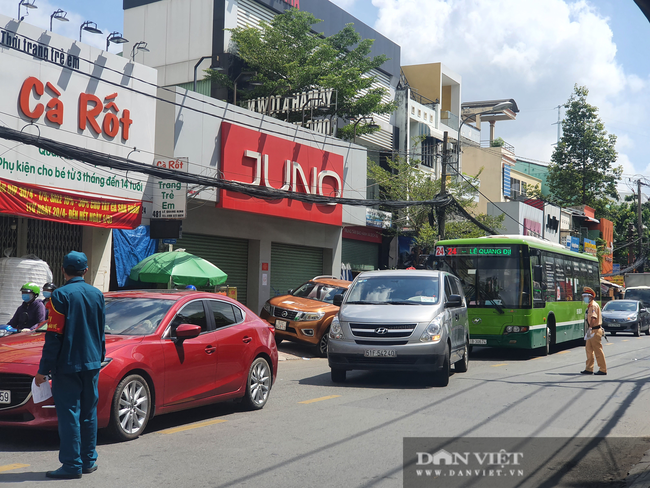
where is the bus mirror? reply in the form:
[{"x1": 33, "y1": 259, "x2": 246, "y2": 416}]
[{"x1": 533, "y1": 265, "x2": 543, "y2": 284}]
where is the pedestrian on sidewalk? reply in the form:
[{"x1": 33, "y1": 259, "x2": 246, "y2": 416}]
[
  {"x1": 35, "y1": 251, "x2": 106, "y2": 479},
  {"x1": 581, "y1": 286, "x2": 607, "y2": 376}
]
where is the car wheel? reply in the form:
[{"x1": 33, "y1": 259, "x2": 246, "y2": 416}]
[
  {"x1": 610, "y1": 331, "x2": 616, "y2": 336},
  {"x1": 107, "y1": 374, "x2": 151, "y2": 442},
  {"x1": 645, "y1": 326, "x2": 650, "y2": 336},
  {"x1": 454, "y1": 338, "x2": 469, "y2": 373},
  {"x1": 242, "y1": 357, "x2": 272, "y2": 410},
  {"x1": 331, "y1": 368, "x2": 346, "y2": 383},
  {"x1": 432, "y1": 344, "x2": 450, "y2": 387},
  {"x1": 634, "y1": 324, "x2": 640, "y2": 337},
  {"x1": 315, "y1": 327, "x2": 330, "y2": 358}
]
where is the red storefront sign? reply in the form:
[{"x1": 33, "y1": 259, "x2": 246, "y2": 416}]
[
  {"x1": 219, "y1": 122, "x2": 343, "y2": 226},
  {"x1": 0, "y1": 178, "x2": 142, "y2": 229},
  {"x1": 342, "y1": 226, "x2": 383, "y2": 243}
]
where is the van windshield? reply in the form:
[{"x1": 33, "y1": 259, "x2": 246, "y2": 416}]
[
  {"x1": 346, "y1": 276, "x2": 439, "y2": 305},
  {"x1": 625, "y1": 289, "x2": 650, "y2": 305}
]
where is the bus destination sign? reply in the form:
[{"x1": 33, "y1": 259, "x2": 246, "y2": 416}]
[{"x1": 435, "y1": 246, "x2": 513, "y2": 256}]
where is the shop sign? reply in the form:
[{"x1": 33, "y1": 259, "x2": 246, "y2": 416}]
[
  {"x1": 0, "y1": 14, "x2": 157, "y2": 203},
  {"x1": 342, "y1": 226, "x2": 382, "y2": 244},
  {"x1": 366, "y1": 208, "x2": 391, "y2": 229},
  {"x1": 152, "y1": 159, "x2": 188, "y2": 219},
  {"x1": 584, "y1": 238, "x2": 597, "y2": 256},
  {"x1": 219, "y1": 122, "x2": 343, "y2": 225},
  {"x1": 0, "y1": 177, "x2": 141, "y2": 229}
]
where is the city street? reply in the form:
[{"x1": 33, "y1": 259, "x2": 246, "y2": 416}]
[{"x1": 1, "y1": 336, "x2": 650, "y2": 487}]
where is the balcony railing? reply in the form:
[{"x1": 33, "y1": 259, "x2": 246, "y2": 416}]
[
  {"x1": 481, "y1": 139, "x2": 515, "y2": 153},
  {"x1": 440, "y1": 111, "x2": 459, "y2": 130},
  {"x1": 409, "y1": 91, "x2": 438, "y2": 109}
]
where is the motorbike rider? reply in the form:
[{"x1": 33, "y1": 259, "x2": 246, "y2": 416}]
[{"x1": 9, "y1": 283, "x2": 47, "y2": 331}]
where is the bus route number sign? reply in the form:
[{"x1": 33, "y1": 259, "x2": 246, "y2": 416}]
[{"x1": 441, "y1": 246, "x2": 513, "y2": 256}]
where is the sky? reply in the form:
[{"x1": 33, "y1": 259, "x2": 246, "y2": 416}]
[{"x1": 2, "y1": 0, "x2": 649, "y2": 197}]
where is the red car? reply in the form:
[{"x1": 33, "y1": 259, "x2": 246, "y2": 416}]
[{"x1": 0, "y1": 290, "x2": 278, "y2": 441}]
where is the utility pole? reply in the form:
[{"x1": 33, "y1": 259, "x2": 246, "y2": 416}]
[
  {"x1": 438, "y1": 131, "x2": 448, "y2": 240},
  {"x1": 639, "y1": 179, "x2": 644, "y2": 272},
  {"x1": 551, "y1": 105, "x2": 562, "y2": 146}
]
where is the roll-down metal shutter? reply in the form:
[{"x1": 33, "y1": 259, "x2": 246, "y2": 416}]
[
  {"x1": 174, "y1": 233, "x2": 249, "y2": 306},
  {"x1": 342, "y1": 239, "x2": 379, "y2": 272},
  {"x1": 270, "y1": 243, "x2": 323, "y2": 297}
]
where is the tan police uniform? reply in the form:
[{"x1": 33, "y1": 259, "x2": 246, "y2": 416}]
[{"x1": 583, "y1": 287, "x2": 607, "y2": 375}]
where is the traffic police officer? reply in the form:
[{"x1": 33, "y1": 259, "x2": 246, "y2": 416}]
[
  {"x1": 581, "y1": 286, "x2": 607, "y2": 376},
  {"x1": 35, "y1": 251, "x2": 106, "y2": 479}
]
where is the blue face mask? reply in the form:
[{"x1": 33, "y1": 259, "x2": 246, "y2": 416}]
[
  {"x1": 22, "y1": 293, "x2": 32, "y2": 302},
  {"x1": 583, "y1": 296, "x2": 590, "y2": 304},
  {"x1": 43, "y1": 291, "x2": 52, "y2": 299}
]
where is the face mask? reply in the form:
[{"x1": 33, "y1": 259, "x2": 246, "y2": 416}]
[
  {"x1": 22, "y1": 293, "x2": 32, "y2": 302},
  {"x1": 43, "y1": 291, "x2": 52, "y2": 299},
  {"x1": 583, "y1": 296, "x2": 590, "y2": 304}
]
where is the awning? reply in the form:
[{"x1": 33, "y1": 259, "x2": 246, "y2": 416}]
[{"x1": 601, "y1": 279, "x2": 623, "y2": 289}]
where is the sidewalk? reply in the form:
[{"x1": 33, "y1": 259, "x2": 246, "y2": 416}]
[
  {"x1": 627, "y1": 449, "x2": 650, "y2": 488},
  {"x1": 276, "y1": 342, "x2": 318, "y2": 362}
]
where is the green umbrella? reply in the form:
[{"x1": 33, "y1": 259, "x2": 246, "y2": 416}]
[{"x1": 129, "y1": 251, "x2": 228, "y2": 287}]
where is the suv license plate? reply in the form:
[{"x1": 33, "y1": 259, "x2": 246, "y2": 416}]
[
  {"x1": 0, "y1": 390, "x2": 10, "y2": 404},
  {"x1": 275, "y1": 320, "x2": 288, "y2": 331},
  {"x1": 469, "y1": 339, "x2": 487, "y2": 345},
  {"x1": 364, "y1": 349, "x2": 396, "y2": 358}
]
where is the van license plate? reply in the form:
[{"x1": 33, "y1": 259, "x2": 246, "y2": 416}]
[
  {"x1": 364, "y1": 350, "x2": 396, "y2": 357},
  {"x1": 275, "y1": 320, "x2": 287, "y2": 331},
  {"x1": 469, "y1": 339, "x2": 487, "y2": 345},
  {"x1": 0, "y1": 390, "x2": 10, "y2": 404}
]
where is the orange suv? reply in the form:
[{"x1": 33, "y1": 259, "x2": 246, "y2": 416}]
[{"x1": 260, "y1": 276, "x2": 352, "y2": 357}]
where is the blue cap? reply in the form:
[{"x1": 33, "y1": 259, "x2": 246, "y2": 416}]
[{"x1": 63, "y1": 251, "x2": 88, "y2": 271}]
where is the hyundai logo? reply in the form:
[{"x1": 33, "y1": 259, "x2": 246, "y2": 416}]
[
  {"x1": 472, "y1": 318, "x2": 481, "y2": 324},
  {"x1": 281, "y1": 311, "x2": 288, "y2": 318},
  {"x1": 375, "y1": 328, "x2": 388, "y2": 335}
]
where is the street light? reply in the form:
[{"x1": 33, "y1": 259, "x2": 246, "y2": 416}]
[
  {"x1": 79, "y1": 21, "x2": 102, "y2": 42},
  {"x1": 232, "y1": 71, "x2": 257, "y2": 105},
  {"x1": 106, "y1": 31, "x2": 128, "y2": 52},
  {"x1": 131, "y1": 41, "x2": 150, "y2": 61},
  {"x1": 194, "y1": 57, "x2": 223, "y2": 92},
  {"x1": 18, "y1": 0, "x2": 37, "y2": 21},
  {"x1": 438, "y1": 101, "x2": 513, "y2": 239},
  {"x1": 351, "y1": 116, "x2": 379, "y2": 143},
  {"x1": 49, "y1": 9, "x2": 68, "y2": 32}
]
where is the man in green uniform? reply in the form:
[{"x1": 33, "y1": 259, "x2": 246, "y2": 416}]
[{"x1": 35, "y1": 251, "x2": 106, "y2": 479}]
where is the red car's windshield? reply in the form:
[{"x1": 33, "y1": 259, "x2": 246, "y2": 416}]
[{"x1": 104, "y1": 298, "x2": 174, "y2": 335}]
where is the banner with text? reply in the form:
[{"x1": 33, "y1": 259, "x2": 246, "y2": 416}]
[{"x1": 0, "y1": 178, "x2": 142, "y2": 229}]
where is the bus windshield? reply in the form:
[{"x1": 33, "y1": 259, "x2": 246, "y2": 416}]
[{"x1": 433, "y1": 246, "x2": 529, "y2": 309}]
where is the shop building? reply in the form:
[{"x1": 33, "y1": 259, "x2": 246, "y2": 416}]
[
  {"x1": 0, "y1": 14, "x2": 157, "y2": 289},
  {"x1": 123, "y1": 0, "x2": 401, "y2": 309}
]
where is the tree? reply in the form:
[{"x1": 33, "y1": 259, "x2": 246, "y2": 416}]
[
  {"x1": 367, "y1": 155, "x2": 504, "y2": 251},
  {"x1": 547, "y1": 85, "x2": 621, "y2": 215},
  {"x1": 205, "y1": 9, "x2": 396, "y2": 139}
]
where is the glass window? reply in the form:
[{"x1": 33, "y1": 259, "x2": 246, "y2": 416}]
[
  {"x1": 292, "y1": 281, "x2": 349, "y2": 304},
  {"x1": 346, "y1": 276, "x2": 439, "y2": 305},
  {"x1": 104, "y1": 298, "x2": 173, "y2": 335},
  {"x1": 233, "y1": 306, "x2": 243, "y2": 322},
  {"x1": 208, "y1": 300, "x2": 237, "y2": 329},
  {"x1": 170, "y1": 301, "x2": 208, "y2": 333},
  {"x1": 602, "y1": 301, "x2": 637, "y2": 312}
]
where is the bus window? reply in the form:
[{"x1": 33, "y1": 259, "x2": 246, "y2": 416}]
[
  {"x1": 476, "y1": 256, "x2": 523, "y2": 309},
  {"x1": 541, "y1": 253, "x2": 556, "y2": 302},
  {"x1": 555, "y1": 257, "x2": 567, "y2": 301}
]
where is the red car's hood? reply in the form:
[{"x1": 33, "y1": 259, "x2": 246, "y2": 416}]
[{"x1": 0, "y1": 333, "x2": 143, "y2": 366}]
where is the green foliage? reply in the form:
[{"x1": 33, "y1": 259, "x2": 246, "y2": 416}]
[
  {"x1": 367, "y1": 154, "x2": 503, "y2": 251},
  {"x1": 547, "y1": 85, "x2": 622, "y2": 214},
  {"x1": 205, "y1": 9, "x2": 396, "y2": 138},
  {"x1": 490, "y1": 137, "x2": 505, "y2": 147}
]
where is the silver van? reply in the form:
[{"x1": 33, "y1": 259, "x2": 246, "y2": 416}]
[{"x1": 327, "y1": 270, "x2": 469, "y2": 386}]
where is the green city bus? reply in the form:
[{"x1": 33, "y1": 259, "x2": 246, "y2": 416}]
[{"x1": 430, "y1": 235, "x2": 600, "y2": 355}]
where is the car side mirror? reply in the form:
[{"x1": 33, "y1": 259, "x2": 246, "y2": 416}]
[
  {"x1": 288, "y1": 289, "x2": 293, "y2": 295},
  {"x1": 641, "y1": 309, "x2": 647, "y2": 313},
  {"x1": 333, "y1": 294, "x2": 344, "y2": 307},
  {"x1": 173, "y1": 323, "x2": 202, "y2": 343},
  {"x1": 445, "y1": 294, "x2": 462, "y2": 308}
]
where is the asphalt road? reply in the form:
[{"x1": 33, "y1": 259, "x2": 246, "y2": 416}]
[{"x1": 1, "y1": 334, "x2": 650, "y2": 487}]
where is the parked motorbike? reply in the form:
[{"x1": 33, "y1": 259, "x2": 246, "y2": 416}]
[{"x1": 0, "y1": 325, "x2": 19, "y2": 337}]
